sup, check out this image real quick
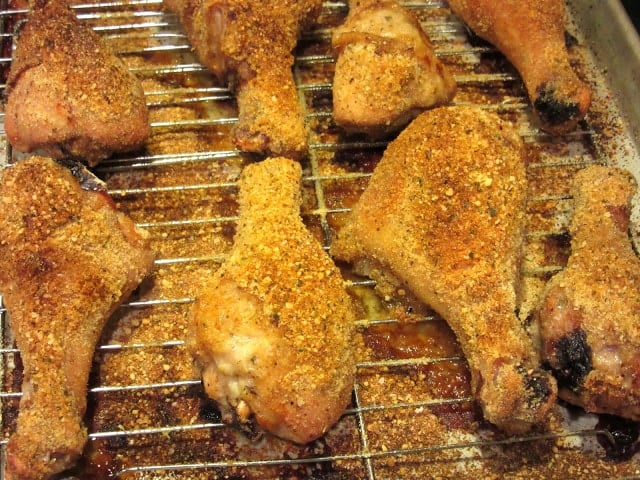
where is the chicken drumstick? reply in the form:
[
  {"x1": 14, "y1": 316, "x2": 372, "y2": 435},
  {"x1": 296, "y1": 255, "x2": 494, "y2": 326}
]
[
  {"x1": 0, "y1": 157, "x2": 155, "y2": 480},
  {"x1": 189, "y1": 157, "x2": 356, "y2": 444},
  {"x1": 331, "y1": 0, "x2": 456, "y2": 138},
  {"x1": 4, "y1": 0, "x2": 150, "y2": 166},
  {"x1": 448, "y1": 0, "x2": 591, "y2": 135},
  {"x1": 332, "y1": 106, "x2": 557, "y2": 434},
  {"x1": 536, "y1": 165, "x2": 640, "y2": 420},
  {"x1": 164, "y1": 0, "x2": 322, "y2": 159}
]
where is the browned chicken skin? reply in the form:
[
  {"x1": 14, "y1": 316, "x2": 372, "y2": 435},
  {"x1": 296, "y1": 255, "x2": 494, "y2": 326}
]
[
  {"x1": 4, "y1": 0, "x2": 150, "y2": 166},
  {"x1": 189, "y1": 157, "x2": 356, "y2": 444},
  {"x1": 448, "y1": 0, "x2": 591, "y2": 135},
  {"x1": 536, "y1": 165, "x2": 640, "y2": 420},
  {"x1": 0, "y1": 157, "x2": 155, "y2": 480},
  {"x1": 164, "y1": 0, "x2": 321, "y2": 159},
  {"x1": 331, "y1": 0, "x2": 456, "y2": 138},
  {"x1": 332, "y1": 106, "x2": 557, "y2": 434}
]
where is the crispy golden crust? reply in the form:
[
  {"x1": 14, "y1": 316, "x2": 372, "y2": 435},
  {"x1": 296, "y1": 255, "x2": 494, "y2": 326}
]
[
  {"x1": 332, "y1": 106, "x2": 557, "y2": 433},
  {"x1": 189, "y1": 157, "x2": 356, "y2": 444},
  {"x1": 165, "y1": 0, "x2": 321, "y2": 159},
  {"x1": 448, "y1": 0, "x2": 591, "y2": 135},
  {"x1": 331, "y1": 0, "x2": 456, "y2": 137},
  {"x1": 4, "y1": 0, "x2": 150, "y2": 165},
  {"x1": 0, "y1": 157, "x2": 155, "y2": 480},
  {"x1": 537, "y1": 165, "x2": 640, "y2": 419}
]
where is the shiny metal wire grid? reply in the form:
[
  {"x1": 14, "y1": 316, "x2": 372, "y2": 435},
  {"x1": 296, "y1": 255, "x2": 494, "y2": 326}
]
[{"x1": 0, "y1": 1, "x2": 636, "y2": 479}]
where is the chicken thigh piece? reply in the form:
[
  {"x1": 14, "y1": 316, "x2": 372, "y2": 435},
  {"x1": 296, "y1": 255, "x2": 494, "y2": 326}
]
[
  {"x1": 536, "y1": 165, "x2": 640, "y2": 420},
  {"x1": 448, "y1": 0, "x2": 591, "y2": 135},
  {"x1": 189, "y1": 157, "x2": 356, "y2": 444},
  {"x1": 332, "y1": 106, "x2": 557, "y2": 434},
  {"x1": 0, "y1": 157, "x2": 155, "y2": 480},
  {"x1": 164, "y1": 0, "x2": 321, "y2": 159},
  {"x1": 4, "y1": 0, "x2": 150, "y2": 166},
  {"x1": 331, "y1": 0, "x2": 456, "y2": 138}
]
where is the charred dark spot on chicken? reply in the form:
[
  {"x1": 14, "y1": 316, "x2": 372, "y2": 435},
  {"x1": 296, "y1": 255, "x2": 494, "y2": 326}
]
[
  {"x1": 533, "y1": 84, "x2": 582, "y2": 128},
  {"x1": 548, "y1": 328, "x2": 592, "y2": 391},
  {"x1": 521, "y1": 366, "x2": 556, "y2": 409}
]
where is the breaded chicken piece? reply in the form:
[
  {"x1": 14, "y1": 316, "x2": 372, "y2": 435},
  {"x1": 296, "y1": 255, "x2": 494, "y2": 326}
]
[
  {"x1": 0, "y1": 157, "x2": 155, "y2": 480},
  {"x1": 189, "y1": 157, "x2": 356, "y2": 444},
  {"x1": 4, "y1": 0, "x2": 150, "y2": 166},
  {"x1": 448, "y1": 0, "x2": 591, "y2": 135},
  {"x1": 536, "y1": 165, "x2": 640, "y2": 420},
  {"x1": 164, "y1": 0, "x2": 321, "y2": 159},
  {"x1": 331, "y1": 0, "x2": 456, "y2": 138},
  {"x1": 332, "y1": 106, "x2": 557, "y2": 434}
]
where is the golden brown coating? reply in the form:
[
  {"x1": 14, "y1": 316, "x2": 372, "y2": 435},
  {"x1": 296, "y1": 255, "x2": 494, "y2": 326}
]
[
  {"x1": 164, "y1": 0, "x2": 322, "y2": 159},
  {"x1": 0, "y1": 157, "x2": 155, "y2": 480},
  {"x1": 536, "y1": 165, "x2": 640, "y2": 420},
  {"x1": 189, "y1": 157, "x2": 356, "y2": 444},
  {"x1": 331, "y1": 0, "x2": 456, "y2": 138},
  {"x1": 4, "y1": 0, "x2": 150, "y2": 166},
  {"x1": 448, "y1": 0, "x2": 591, "y2": 135},
  {"x1": 332, "y1": 106, "x2": 557, "y2": 434}
]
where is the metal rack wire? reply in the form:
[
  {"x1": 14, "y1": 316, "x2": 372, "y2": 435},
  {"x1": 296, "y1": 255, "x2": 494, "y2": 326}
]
[{"x1": 1, "y1": 1, "x2": 640, "y2": 479}]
